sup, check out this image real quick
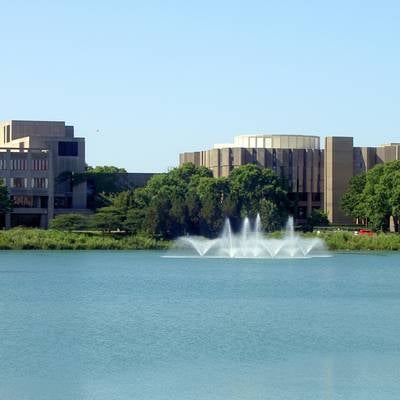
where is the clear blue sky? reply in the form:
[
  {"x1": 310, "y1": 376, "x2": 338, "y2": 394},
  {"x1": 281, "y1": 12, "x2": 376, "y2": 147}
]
[{"x1": 1, "y1": 0, "x2": 399, "y2": 172}]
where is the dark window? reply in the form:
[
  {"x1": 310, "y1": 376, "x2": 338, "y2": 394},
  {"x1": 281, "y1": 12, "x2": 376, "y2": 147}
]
[
  {"x1": 298, "y1": 193, "x2": 308, "y2": 201},
  {"x1": 312, "y1": 193, "x2": 321, "y2": 202},
  {"x1": 11, "y1": 214, "x2": 41, "y2": 228},
  {"x1": 58, "y1": 141, "x2": 78, "y2": 156},
  {"x1": 54, "y1": 196, "x2": 72, "y2": 209},
  {"x1": 40, "y1": 196, "x2": 48, "y2": 208}
]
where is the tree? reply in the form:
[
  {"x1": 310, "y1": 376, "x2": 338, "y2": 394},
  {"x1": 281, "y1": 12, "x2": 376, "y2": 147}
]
[
  {"x1": 229, "y1": 164, "x2": 288, "y2": 219},
  {"x1": 90, "y1": 206, "x2": 125, "y2": 232},
  {"x1": 49, "y1": 213, "x2": 89, "y2": 231},
  {"x1": 0, "y1": 181, "x2": 12, "y2": 214},
  {"x1": 305, "y1": 210, "x2": 329, "y2": 231},
  {"x1": 259, "y1": 199, "x2": 282, "y2": 232},
  {"x1": 90, "y1": 163, "x2": 291, "y2": 239},
  {"x1": 86, "y1": 165, "x2": 127, "y2": 173},
  {"x1": 341, "y1": 161, "x2": 400, "y2": 231},
  {"x1": 341, "y1": 173, "x2": 366, "y2": 221}
]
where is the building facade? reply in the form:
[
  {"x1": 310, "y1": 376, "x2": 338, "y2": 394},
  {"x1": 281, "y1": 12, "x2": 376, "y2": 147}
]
[
  {"x1": 0, "y1": 120, "x2": 87, "y2": 228},
  {"x1": 180, "y1": 134, "x2": 400, "y2": 224}
]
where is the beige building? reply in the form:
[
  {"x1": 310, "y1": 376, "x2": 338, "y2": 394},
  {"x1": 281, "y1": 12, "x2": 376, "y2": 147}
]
[
  {"x1": 0, "y1": 120, "x2": 87, "y2": 227},
  {"x1": 180, "y1": 134, "x2": 400, "y2": 224}
]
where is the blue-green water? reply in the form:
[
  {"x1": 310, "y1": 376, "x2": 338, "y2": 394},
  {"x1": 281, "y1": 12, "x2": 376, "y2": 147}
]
[{"x1": 1, "y1": 251, "x2": 400, "y2": 400}]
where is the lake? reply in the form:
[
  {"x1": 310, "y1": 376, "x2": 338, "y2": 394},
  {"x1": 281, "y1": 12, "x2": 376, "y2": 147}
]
[{"x1": 1, "y1": 251, "x2": 400, "y2": 400}]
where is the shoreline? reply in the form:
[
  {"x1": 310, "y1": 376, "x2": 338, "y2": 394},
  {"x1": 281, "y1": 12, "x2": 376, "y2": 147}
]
[{"x1": 0, "y1": 228, "x2": 399, "y2": 252}]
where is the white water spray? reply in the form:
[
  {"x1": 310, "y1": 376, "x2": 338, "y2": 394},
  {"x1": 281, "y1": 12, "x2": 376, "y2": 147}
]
[{"x1": 170, "y1": 215, "x2": 328, "y2": 259}]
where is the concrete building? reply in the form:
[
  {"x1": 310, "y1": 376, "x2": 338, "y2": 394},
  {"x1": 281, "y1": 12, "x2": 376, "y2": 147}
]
[
  {"x1": 180, "y1": 134, "x2": 400, "y2": 224},
  {"x1": 0, "y1": 120, "x2": 87, "y2": 228}
]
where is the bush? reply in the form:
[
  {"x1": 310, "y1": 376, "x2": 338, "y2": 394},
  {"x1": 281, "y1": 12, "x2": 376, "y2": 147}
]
[
  {"x1": 0, "y1": 228, "x2": 170, "y2": 250},
  {"x1": 49, "y1": 213, "x2": 89, "y2": 231}
]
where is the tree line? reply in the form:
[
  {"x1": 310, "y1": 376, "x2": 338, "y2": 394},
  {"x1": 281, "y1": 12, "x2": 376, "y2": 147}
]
[
  {"x1": 342, "y1": 160, "x2": 400, "y2": 231},
  {"x1": 71, "y1": 163, "x2": 292, "y2": 238},
  {"x1": 51, "y1": 163, "x2": 330, "y2": 237}
]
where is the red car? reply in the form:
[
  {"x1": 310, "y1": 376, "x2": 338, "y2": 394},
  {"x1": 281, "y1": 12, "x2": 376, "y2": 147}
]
[{"x1": 358, "y1": 229, "x2": 374, "y2": 236}]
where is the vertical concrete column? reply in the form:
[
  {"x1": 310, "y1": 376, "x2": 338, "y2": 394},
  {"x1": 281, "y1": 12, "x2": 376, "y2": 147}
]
[
  {"x1": 27, "y1": 151, "x2": 33, "y2": 189},
  {"x1": 324, "y1": 137, "x2": 354, "y2": 224},
  {"x1": 40, "y1": 214, "x2": 47, "y2": 228},
  {"x1": 5, "y1": 213, "x2": 11, "y2": 229},
  {"x1": 47, "y1": 150, "x2": 54, "y2": 223},
  {"x1": 307, "y1": 192, "x2": 312, "y2": 217},
  {"x1": 5, "y1": 149, "x2": 11, "y2": 229}
]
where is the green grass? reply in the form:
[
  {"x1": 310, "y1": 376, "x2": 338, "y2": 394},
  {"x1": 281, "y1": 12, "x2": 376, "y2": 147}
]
[
  {"x1": 306, "y1": 231, "x2": 400, "y2": 251},
  {"x1": 0, "y1": 228, "x2": 171, "y2": 250},
  {"x1": 0, "y1": 228, "x2": 399, "y2": 251}
]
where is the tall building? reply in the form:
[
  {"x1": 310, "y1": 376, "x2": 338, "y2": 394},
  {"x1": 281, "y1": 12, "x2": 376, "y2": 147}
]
[
  {"x1": 0, "y1": 120, "x2": 87, "y2": 228},
  {"x1": 180, "y1": 134, "x2": 400, "y2": 224}
]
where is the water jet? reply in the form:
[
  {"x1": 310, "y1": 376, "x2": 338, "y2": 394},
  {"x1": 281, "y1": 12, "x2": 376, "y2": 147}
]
[{"x1": 168, "y1": 216, "x2": 328, "y2": 259}]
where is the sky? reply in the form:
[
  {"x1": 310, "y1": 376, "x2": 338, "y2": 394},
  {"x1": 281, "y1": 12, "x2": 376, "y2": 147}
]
[{"x1": 0, "y1": 0, "x2": 399, "y2": 172}]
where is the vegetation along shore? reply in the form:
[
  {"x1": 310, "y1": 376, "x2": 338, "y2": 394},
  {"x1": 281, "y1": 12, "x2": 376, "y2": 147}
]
[{"x1": 0, "y1": 228, "x2": 399, "y2": 251}]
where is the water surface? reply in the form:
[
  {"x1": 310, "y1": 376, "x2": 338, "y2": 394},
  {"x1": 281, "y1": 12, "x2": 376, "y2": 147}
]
[{"x1": 0, "y1": 251, "x2": 399, "y2": 400}]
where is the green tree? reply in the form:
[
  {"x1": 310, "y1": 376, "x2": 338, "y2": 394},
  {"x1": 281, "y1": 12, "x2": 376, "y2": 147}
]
[
  {"x1": 341, "y1": 173, "x2": 366, "y2": 221},
  {"x1": 228, "y1": 164, "x2": 288, "y2": 218},
  {"x1": 49, "y1": 213, "x2": 89, "y2": 231},
  {"x1": 305, "y1": 209, "x2": 329, "y2": 231},
  {"x1": 0, "y1": 181, "x2": 12, "y2": 214},
  {"x1": 90, "y1": 206, "x2": 125, "y2": 232},
  {"x1": 86, "y1": 165, "x2": 127, "y2": 173},
  {"x1": 90, "y1": 163, "x2": 291, "y2": 239},
  {"x1": 342, "y1": 161, "x2": 400, "y2": 231},
  {"x1": 259, "y1": 199, "x2": 282, "y2": 232}
]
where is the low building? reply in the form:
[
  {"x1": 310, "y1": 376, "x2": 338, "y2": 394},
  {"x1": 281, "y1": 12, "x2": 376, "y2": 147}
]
[
  {"x1": 0, "y1": 120, "x2": 87, "y2": 228},
  {"x1": 180, "y1": 134, "x2": 400, "y2": 224}
]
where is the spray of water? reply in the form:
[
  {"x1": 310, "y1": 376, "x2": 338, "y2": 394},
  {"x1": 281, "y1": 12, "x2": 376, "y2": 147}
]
[{"x1": 170, "y1": 215, "x2": 328, "y2": 259}]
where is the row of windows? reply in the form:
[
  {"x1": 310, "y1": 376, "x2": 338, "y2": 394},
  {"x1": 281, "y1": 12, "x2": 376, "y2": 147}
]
[
  {"x1": 11, "y1": 196, "x2": 70, "y2": 209},
  {"x1": 11, "y1": 196, "x2": 48, "y2": 208},
  {"x1": 0, "y1": 159, "x2": 48, "y2": 170},
  {"x1": 10, "y1": 178, "x2": 49, "y2": 189}
]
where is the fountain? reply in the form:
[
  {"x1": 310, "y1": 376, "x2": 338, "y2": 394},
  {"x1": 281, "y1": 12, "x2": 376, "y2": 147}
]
[{"x1": 168, "y1": 215, "x2": 328, "y2": 259}]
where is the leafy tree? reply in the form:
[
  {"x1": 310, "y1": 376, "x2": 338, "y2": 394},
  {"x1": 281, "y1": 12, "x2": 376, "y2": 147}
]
[
  {"x1": 342, "y1": 161, "x2": 400, "y2": 231},
  {"x1": 90, "y1": 206, "x2": 125, "y2": 232},
  {"x1": 91, "y1": 163, "x2": 291, "y2": 238},
  {"x1": 86, "y1": 165, "x2": 127, "y2": 173},
  {"x1": 305, "y1": 209, "x2": 329, "y2": 231},
  {"x1": 229, "y1": 164, "x2": 288, "y2": 218},
  {"x1": 341, "y1": 173, "x2": 366, "y2": 221},
  {"x1": 49, "y1": 213, "x2": 89, "y2": 231},
  {"x1": 0, "y1": 181, "x2": 12, "y2": 214},
  {"x1": 124, "y1": 208, "x2": 146, "y2": 234},
  {"x1": 259, "y1": 199, "x2": 282, "y2": 232}
]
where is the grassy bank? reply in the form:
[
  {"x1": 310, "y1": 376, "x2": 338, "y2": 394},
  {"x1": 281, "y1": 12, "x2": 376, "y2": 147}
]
[
  {"x1": 0, "y1": 228, "x2": 399, "y2": 251},
  {"x1": 310, "y1": 231, "x2": 400, "y2": 251},
  {"x1": 0, "y1": 228, "x2": 170, "y2": 250}
]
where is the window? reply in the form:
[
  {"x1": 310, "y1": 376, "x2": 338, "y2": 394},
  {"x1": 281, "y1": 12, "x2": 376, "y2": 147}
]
[
  {"x1": 58, "y1": 141, "x2": 78, "y2": 156},
  {"x1": 32, "y1": 178, "x2": 48, "y2": 189},
  {"x1": 10, "y1": 178, "x2": 28, "y2": 188},
  {"x1": 0, "y1": 159, "x2": 6, "y2": 170},
  {"x1": 11, "y1": 159, "x2": 28, "y2": 170},
  {"x1": 3, "y1": 125, "x2": 11, "y2": 143},
  {"x1": 54, "y1": 196, "x2": 72, "y2": 209},
  {"x1": 11, "y1": 196, "x2": 33, "y2": 208},
  {"x1": 32, "y1": 159, "x2": 48, "y2": 171},
  {"x1": 312, "y1": 193, "x2": 321, "y2": 202}
]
